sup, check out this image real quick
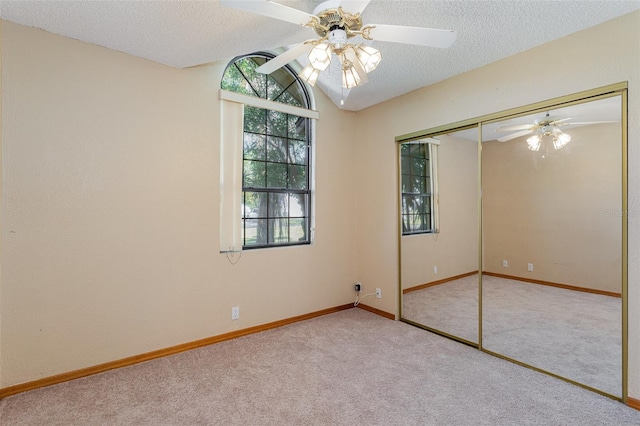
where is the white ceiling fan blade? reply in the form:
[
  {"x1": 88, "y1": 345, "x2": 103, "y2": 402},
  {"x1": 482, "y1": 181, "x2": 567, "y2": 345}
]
[
  {"x1": 338, "y1": 0, "x2": 372, "y2": 15},
  {"x1": 496, "y1": 124, "x2": 536, "y2": 132},
  {"x1": 344, "y1": 48, "x2": 369, "y2": 85},
  {"x1": 561, "y1": 120, "x2": 618, "y2": 126},
  {"x1": 497, "y1": 129, "x2": 534, "y2": 142},
  {"x1": 220, "y1": 0, "x2": 316, "y2": 26},
  {"x1": 255, "y1": 42, "x2": 314, "y2": 74},
  {"x1": 365, "y1": 24, "x2": 457, "y2": 48},
  {"x1": 549, "y1": 117, "x2": 572, "y2": 125}
]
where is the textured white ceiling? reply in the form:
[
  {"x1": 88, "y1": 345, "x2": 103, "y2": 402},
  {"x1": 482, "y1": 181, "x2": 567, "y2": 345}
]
[{"x1": 1, "y1": 1, "x2": 639, "y2": 111}]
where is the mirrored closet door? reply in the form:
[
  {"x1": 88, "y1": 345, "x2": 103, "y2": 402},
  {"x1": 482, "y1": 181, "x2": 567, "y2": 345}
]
[
  {"x1": 480, "y1": 94, "x2": 624, "y2": 398},
  {"x1": 398, "y1": 84, "x2": 626, "y2": 400},
  {"x1": 400, "y1": 127, "x2": 480, "y2": 345}
]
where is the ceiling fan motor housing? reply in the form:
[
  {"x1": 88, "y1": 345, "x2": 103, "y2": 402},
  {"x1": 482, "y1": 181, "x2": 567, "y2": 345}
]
[
  {"x1": 541, "y1": 125, "x2": 556, "y2": 135},
  {"x1": 312, "y1": 1, "x2": 363, "y2": 39},
  {"x1": 328, "y1": 28, "x2": 348, "y2": 46}
]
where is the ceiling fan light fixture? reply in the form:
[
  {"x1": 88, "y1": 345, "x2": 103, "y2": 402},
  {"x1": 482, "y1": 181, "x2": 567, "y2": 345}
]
[
  {"x1": 553, "y1": 131, "x2": 571, "y2": 150},
  {"x1": 299, "y1": 64, "x2": 320, "y2": 86},
  {"x1": 526, "y1": 134, "x2": 541, "y2": 151},
  {"x1": 341, "y1": 60, "x2": 362, "y2": 89},
  {"x1": 221, "y1": 0, "x2": 458, "y2": 99},
  {"x1": 355, "y1": 44, "x2": 382, "y2": 73},
  {"x1": 308, "y1": 43, "x2": 332, "y2": 71}
]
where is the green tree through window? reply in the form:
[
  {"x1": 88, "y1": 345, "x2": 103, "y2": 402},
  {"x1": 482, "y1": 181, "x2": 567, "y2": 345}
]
[
  {"x1": 401, "y1": 142, "x2": 433, "y2": 234},
  {"x1": 222, "y1": 54, "x2": 312, "y2": 248}
]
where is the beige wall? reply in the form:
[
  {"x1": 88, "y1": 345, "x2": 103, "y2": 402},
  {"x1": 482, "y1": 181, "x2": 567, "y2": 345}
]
[
  {"x1": 483, "y1": 123, "x2": 622, "y2": 292},
  {"x1": 401, "y1": 134, "x2": 478, "y2": 289},
  {"x1": 0, "y1": 19, "x2": 3, "y2": 387},
  {"x1": 0, "y1": 22, "x2": 359, "y2": 388},
  {"x1": 355, "y1": 12, "x2": 640, "y2": 397}
]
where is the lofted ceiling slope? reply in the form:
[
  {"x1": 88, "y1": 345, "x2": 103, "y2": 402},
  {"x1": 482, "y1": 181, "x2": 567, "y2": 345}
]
[{"x1": 1, "y1": 1, "x2": 639, "y2": 111}]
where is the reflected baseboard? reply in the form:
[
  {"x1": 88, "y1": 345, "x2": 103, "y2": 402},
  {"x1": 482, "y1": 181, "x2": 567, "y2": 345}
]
[
  {"x1": 482, "y1": 271, "x2": 621, "y2": 298},
  {"x1": 403, "y1": 271, "x2": 478, "y2": 294}
]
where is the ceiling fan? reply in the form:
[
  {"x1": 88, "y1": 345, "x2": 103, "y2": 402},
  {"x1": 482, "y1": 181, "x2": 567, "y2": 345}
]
[
  {"x1": 496, "y1": 112, "x2": 615, "y2": 151},
  {"x1": 220, "y1": 0, "x2": 457, "y2": 90}
]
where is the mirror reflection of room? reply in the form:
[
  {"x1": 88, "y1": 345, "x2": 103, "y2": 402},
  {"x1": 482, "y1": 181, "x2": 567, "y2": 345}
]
[
  {"x1": 481, "y1": 95, "x2": 622, "y2": 397},
  {"x1": 401, "y1": 128, "x2": 479, "y2": 344}
]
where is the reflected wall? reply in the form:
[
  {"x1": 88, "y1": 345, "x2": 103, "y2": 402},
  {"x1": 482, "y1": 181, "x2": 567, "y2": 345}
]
[
  {"x1": 401, "y1": 129, "x2": 479, "y2": 344},
  {"x1": 480, "y1": 95, "x2": 623, "y2": 397}
]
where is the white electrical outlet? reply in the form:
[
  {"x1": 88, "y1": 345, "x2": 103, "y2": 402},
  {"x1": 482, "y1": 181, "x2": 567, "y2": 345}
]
[
  {"x1": 527, "y1": 263, "x2": 534, "y2": 272},
  {"x1": 503, "y1": 260, "x2": 509, "y2": 268},
  {"x1": 231, "y1": 306, "x2": 240, "y2": 320},
  {"x1": 434, "y1": 266, "x2": 438, "y2": 274},
  {"x1": 375, "y1": 288, "x2": 382, "y2": 299}
]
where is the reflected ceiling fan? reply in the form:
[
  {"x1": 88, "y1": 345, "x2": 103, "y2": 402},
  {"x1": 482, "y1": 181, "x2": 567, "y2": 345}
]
[
  {"x1": 496, "y1": 112, "x2": 615, "y2": 151},
  {"x1": 220, "y1": 0, "x2": 457, "y2": 89}
]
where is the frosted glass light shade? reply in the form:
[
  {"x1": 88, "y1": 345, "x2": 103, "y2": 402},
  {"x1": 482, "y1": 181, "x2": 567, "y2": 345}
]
[
  {"x1": 553, "y1": 131, "x2": 571, "y2": 150},
  {"x1": 308, "y1": 43, "x2": 331, "y2": 71},
  {"x1": 356, "y1": 45, "x2": 382, "y2": 73},
  {"x1": 299, "y1": 64, "x2": 319, "y2": 86},
  {"x1": 342, "y1": 63, "x2": 363, "y2": 89},
  {"x1": 526, "y1": 134, "x2": 541, "y2": 151}
]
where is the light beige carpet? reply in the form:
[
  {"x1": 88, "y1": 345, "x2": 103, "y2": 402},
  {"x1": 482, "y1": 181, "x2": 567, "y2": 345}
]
[
  {"x1": 1, "y1": 308, "x2": 638, "y2": 425},
  {"x1": 403, "y1": 275, "x2": 621, "y2": 397},
  {"x1": 402, "y1": 273, "x2": 479, "y2": 342},
  {"x1": 483, "y1": 275, "x2": 621, "y2": 397}
]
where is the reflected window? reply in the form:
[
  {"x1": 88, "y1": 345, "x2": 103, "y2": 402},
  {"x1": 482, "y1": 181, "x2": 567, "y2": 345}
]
[
  {"x1": 401, "y1": 142, "x2": 436, "y2": 234},
  {"x1": 222, "y1": 54, "x2": 312, "y2": 249}
]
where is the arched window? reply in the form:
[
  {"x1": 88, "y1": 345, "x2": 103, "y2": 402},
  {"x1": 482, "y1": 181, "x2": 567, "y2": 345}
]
[{"x1": 221, "y1": 53, "x2": 314, "y2": 250}]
